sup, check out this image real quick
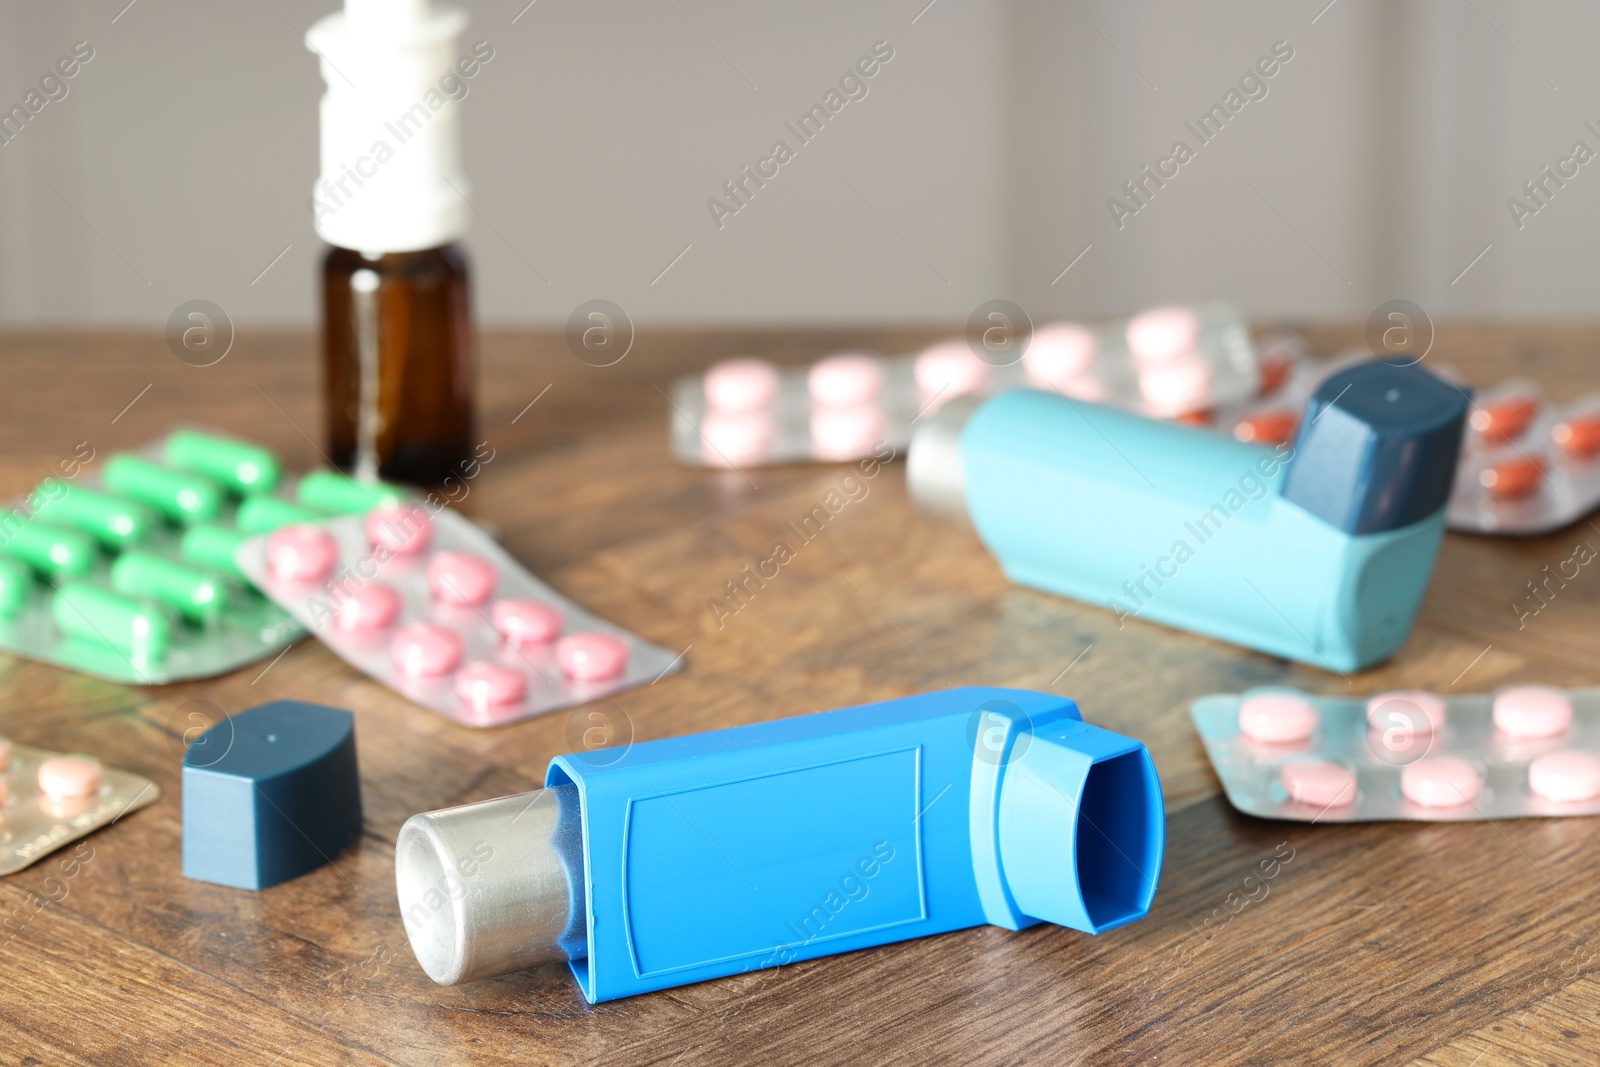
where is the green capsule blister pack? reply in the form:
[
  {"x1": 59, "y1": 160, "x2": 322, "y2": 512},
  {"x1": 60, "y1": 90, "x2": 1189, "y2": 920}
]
[{"x1": 0, "y1": 428, "x2": 406, "y2": 685}]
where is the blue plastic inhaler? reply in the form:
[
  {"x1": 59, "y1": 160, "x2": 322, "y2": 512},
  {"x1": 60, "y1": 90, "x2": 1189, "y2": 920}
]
[
  {"x1": 394, "y1": 686, "x2": 1163, "y2": 1002},
  {"x1": 907, "y1": 359, "x2": 1470, "y2": 672}
]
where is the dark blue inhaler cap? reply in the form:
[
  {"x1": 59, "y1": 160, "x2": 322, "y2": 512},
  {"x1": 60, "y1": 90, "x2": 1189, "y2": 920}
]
[
  {"x1": 182, "y1": 700, "x2": 363, "y2": 890},
  {"x1": 1280, "y1": 358, "x2": 1470, "y2": 535}
]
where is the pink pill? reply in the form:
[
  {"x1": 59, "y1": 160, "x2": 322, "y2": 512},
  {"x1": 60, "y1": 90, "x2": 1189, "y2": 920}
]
[
  {"x1": 705, "y1": 359, "x2": 780, "y2": 412},
  {"x1": 1280, "y1": 758, "x2": 1357, "y2": 808},
  {"x1": 1493, "y1": 685, "x2": 1572, "y2": 739},
  {"x1": 914, "y1": 342, "x2": 989, "y2": 401},
  {"x1": 455, "y1": 662, "x2": 528, "y2": 714},
  {"x1": 1139, "y1": 355, "x2": 1212, "y2": 415},
  {"x1": 391, "y1": 623, "x2": 464, "y2": 677},
  {"x1": 266, "y1": 525, "x2": 338, "y2": 585},
  {"x1": 365, "y1": 504, "x2": 433, "y2": 556},
  {"x1": 1365, "y1": 690, "x2": 1446, "y2": 733},
  {"x1": 556, "y1": 632, "x2": 629, "y2": 681},
  {"x1": 1050, "y1": 374, "x2": 1107, "y2": 403},
  {"x1": 37, "y1": 755, "x2": 102, "y2": 800},
  {"x1": 1023, "y1": 323, "x2": 1097, "y2": 384},
  {"x1": 702, "y1": 410, "x2": 775, "y2": 467},
  {"x1": 1401, "y1": 756, "x2": 1482, "y2": 807},
  {"x1": 334, "y1": 581, "x2": 402, "y2": 634},
  {"x1": 1127, "y1": 306, "x2": 1200, "y2": 364},
  {"x1": 428, "y1": 551, "x2": 497, "y2": 606},
  {"x1": 1238, "y1": 691, "x2": 1317, "y2": 744},
  {"x1": 811, "y1": 404, "x2": 885, "y2": 461},
  {"x1": 492, "y1": 598, "x2": 563, "y2": 648},
  {"x1": 808, "y1": 354, "x2": 884, "y2": 406},
  {"x1": 1528, "y1": 751, "x2": 1600, "y2": 802}
]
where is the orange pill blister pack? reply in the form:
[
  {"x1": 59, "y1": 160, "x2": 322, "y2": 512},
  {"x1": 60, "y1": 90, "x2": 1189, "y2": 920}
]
[
  {"x1": 1447, "y1": 379, "x2": 1600, "y2": 535},
  {"x1": 0, "y1": 739, "x2": 159, "y2": 875},
  {"x1": 1192, "y1": 685, "x2": 1600, "y2": 823},
  {"x1": 1192, "y1": 342, "x2": 1600, "y2": 536}
]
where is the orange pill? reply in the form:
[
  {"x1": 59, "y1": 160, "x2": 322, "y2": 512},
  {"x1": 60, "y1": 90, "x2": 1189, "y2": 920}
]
[
  {"x1": 1470, "y1": 397, "x2": 1539, "y2": 445},
  {"x1": 1478, "y1": 456, "x2": 1544, "y2": 499},
  {"x1": 1233, "y1": 409, "x2": 1299, "y2": 446},
  {"x1": 1552, "y1": 412, "x2": 1600, "y2": 457},
  {"x1": 1257, "y1": 351, "x2": 1293, "y2": 397},
  {"x1": 1173, "y1": 409, "x2": 1212, "y2": 427}
]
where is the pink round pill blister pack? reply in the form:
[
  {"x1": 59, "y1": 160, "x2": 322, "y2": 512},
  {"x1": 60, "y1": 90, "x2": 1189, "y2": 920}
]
[
  {"x1": 0, "y1": 737, "x2": 160, "y2": 875},
  {"x1": 667, "y1": 302, "x2": 1258, "y2": 468},
  {"x1": 1190, "y1": 685, "x2": 1600, "y2": 822},
  {"x1": 236, "y1": 507, "x2": 686, "y2": 727}
]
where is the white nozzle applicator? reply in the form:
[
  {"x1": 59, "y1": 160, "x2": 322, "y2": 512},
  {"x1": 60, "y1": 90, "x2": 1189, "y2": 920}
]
[{"x1": 306, "y1": 0, "x2": 470, "y2": 254}]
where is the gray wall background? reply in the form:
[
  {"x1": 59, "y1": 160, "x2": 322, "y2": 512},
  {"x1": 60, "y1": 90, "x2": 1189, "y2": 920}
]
[{"x1": 0, "y1": 0, "x2": 1595, "y2": 326}]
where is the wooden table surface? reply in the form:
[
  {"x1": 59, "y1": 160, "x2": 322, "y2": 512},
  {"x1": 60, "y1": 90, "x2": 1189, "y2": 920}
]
[{"x1": 1, "y1": 324, "x2": 1598, "y2": 1066}]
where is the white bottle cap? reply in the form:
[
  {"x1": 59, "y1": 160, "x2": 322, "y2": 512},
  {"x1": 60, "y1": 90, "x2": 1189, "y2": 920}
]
[{"x1": 307, "y1": 0, "x2": 471, "y2": 254}]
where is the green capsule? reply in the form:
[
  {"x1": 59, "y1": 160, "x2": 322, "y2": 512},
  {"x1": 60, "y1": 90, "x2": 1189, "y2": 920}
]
[
  {"x1": 0, "y1": 555, "x2": 32, "y2": 618},
  {"x1": 163, "y1": 430, "x2": 281, "y2": 495},
  {"x1": 236, "y1": 496, "x2": 326, "y2": 535},
  {"x1": 295, "y1": 470, "x2": 406, "y2": 515},
  {"x1": 28, "y1": 483, "x2": 154, "y2": 549},
  {"x1": 53, "y1": 582, "x2": 171, "y2": 661},
  {"x1": 0, "y1": 520, "x2": 96, "y2": 579},
  {"x1": 103, "y1": 455, "x2": 222, "y2": 524},
  {"x1": 180, "y1": 523, "x2": 248, "y2": 578},
  {"x1": 111, "y1": 551, "x2": 227, "y2": 625}
]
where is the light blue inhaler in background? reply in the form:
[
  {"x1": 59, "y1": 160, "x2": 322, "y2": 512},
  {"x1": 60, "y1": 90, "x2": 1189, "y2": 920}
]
[
  {"x1": 908, "y1": 359, "x2": 1470, "y2": 672},
  {"x1": 394, "y1": 686, "x2": 1162, "y2": 1003}
]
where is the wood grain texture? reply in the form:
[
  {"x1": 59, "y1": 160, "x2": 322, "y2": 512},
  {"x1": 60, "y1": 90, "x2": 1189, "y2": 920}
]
[{"x1": 0, "y1": 324, "x2": 1597, "y2": 1066}]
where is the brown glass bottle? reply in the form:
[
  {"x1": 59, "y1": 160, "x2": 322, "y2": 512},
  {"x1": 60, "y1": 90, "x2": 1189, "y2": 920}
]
[{"x1": 322, "y1": 243, "x2": 474, "y2": 486}]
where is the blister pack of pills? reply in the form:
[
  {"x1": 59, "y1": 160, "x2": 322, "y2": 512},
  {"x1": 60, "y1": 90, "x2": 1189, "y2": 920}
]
[
  {"x1": 1445, "y1": 380, "x2": 1600, "y2": 535},
  {"x1": 668, "y1": 303, "x2": 1258, "y2": 468},
  {"x1": 236, "y1": 505, "x2": 685, "y2": 726},
  {"x1": 0, "y1": 739, "x2": 159, "y2": 875},
  {"x1": 1192, "y1": 685, "x2": 1600, "y2": 822},
  {"x1": 1185, "y1": 334, "x2": 1329, "y2": 445},
  {"x1": 0, "y1": 428, "x2": 349, "y2": 684},
  {"x1": 1192, "y1": 341, "x2": 1600, "y2": 536}
]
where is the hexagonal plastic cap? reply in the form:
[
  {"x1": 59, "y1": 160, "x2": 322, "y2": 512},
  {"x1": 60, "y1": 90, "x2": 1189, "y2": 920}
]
[
  {"x1": 182, "y1": 700, "x2": 362, "y2": 890},
  {"x1": 1280, "y1": 359, "x2": 1470, "y2": 534}
]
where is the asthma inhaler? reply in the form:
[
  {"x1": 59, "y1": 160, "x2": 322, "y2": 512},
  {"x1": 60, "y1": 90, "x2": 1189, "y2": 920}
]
[
  {"x1": 307, "y1": 0, "x2": 476, "y2": 485},
  {"x1": 395, "y1": 686, "x2": 1163, "y2": 1003},
  {"x1": 909, "y1": 359, "x2": 1469, "y2": 672}
]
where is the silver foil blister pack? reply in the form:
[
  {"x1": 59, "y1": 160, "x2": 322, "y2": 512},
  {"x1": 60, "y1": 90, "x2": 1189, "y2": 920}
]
[
  {"x1": 0, "y1": 742, "x2": 159, "y2": 875},
  {"x1": 668, "y1": 302, "x2": 1258, "y2": 468},
  {"x1": 237, "y1": 507, "x2": 685, "y2": 727},
  {"x1": 1192, "y1": 686, "x2": 1600, "y2": 823},
  {"x1": 1446, "y1": 379, "x2": 1600, "y2": 536}
]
